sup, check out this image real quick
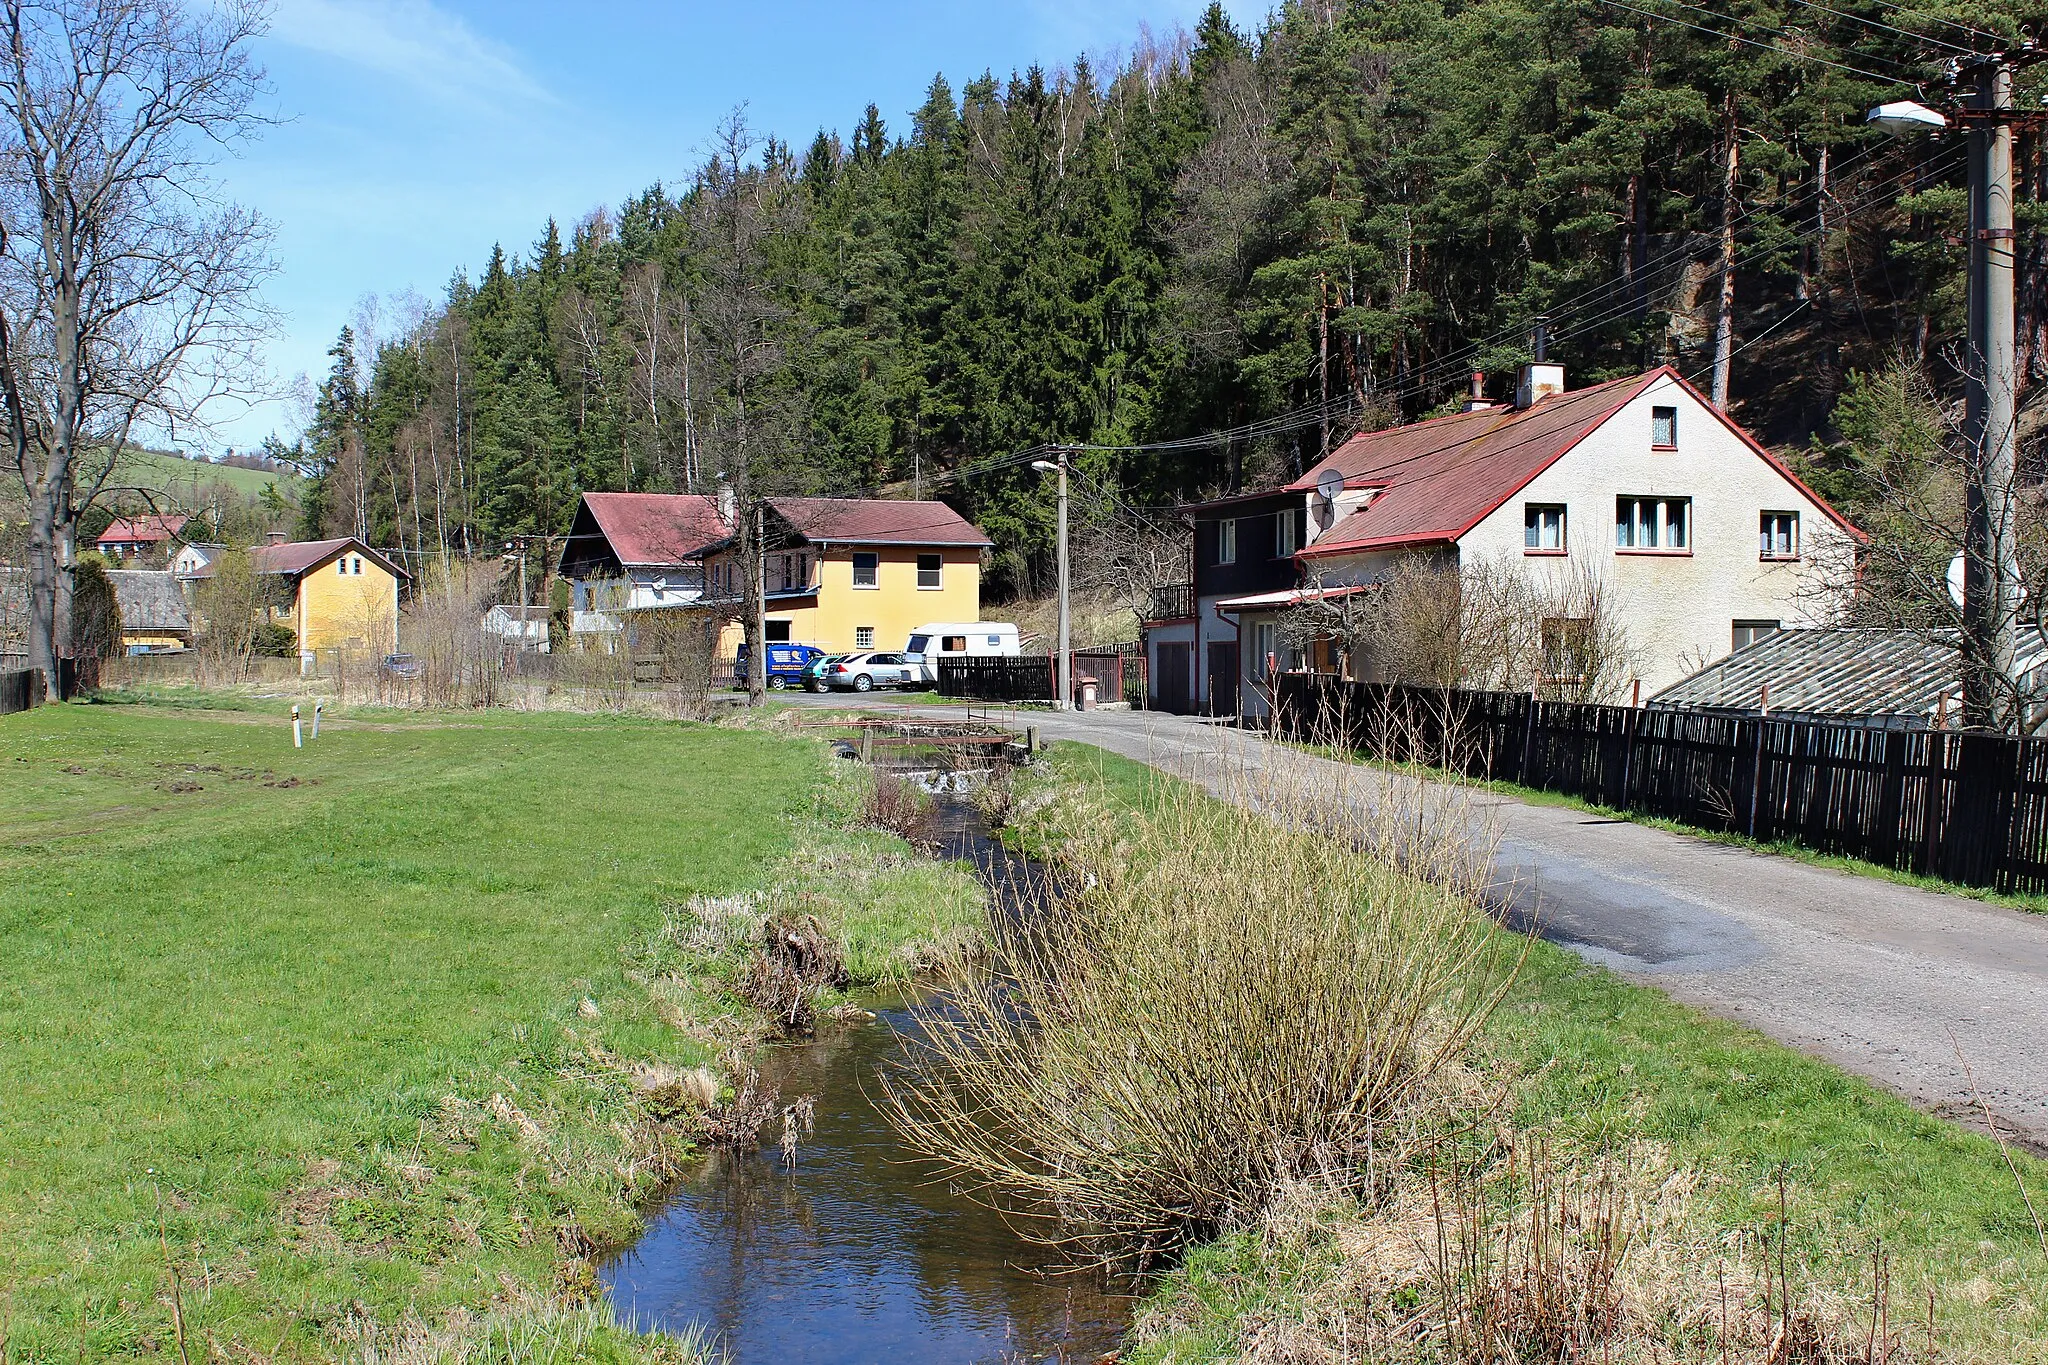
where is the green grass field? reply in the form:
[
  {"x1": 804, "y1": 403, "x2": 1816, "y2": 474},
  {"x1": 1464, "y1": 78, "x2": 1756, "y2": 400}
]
[
  {"x1": 115, "y1": 446, "x2": 300, "y2": 500},
  {"x1": 0, "y1": 699, "x2": 976, "y2": 1362},
  {"x1": 1029, "y1": 744, "x2": 2048, "y2": 1362}
]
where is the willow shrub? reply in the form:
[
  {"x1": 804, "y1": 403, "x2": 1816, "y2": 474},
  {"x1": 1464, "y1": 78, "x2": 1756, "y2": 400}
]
[{"x1": 883, "y1": 763, "x2": 1515, "y2": 1269}]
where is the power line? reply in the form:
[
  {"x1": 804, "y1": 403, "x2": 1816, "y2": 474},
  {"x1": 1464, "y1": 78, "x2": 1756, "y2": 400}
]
[
  {"x1": 1775, "y1": 0, "x2": 1978, "y2": 54},
  {"x1": 1864, "y1": 0, "x2": 2002, "y2": 44},
  {"x1": 1599, "y1": 0, "x2": 1924, "y2": 85}
]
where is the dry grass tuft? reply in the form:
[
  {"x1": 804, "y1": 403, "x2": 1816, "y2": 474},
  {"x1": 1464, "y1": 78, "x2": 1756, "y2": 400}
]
[{"x1": 862, "y1": 767, "x2": 933, "y2": 842}]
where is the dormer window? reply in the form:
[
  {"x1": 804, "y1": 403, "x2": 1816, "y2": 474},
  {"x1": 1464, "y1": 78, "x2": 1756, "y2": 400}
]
[{"x1": 1651, "y1": 406, "x2": 1678, "y2": 449}]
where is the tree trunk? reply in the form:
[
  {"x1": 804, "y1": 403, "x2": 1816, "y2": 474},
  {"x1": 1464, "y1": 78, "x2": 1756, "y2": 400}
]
[{"x1": 1712, "y1": 93, "x2": 1740, "y2": 410}]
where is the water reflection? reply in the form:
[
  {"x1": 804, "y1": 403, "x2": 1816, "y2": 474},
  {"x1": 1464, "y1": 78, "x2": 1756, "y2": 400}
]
[{"x1": 602, "y1": 789, "x2": 1128, "y2": 1364}]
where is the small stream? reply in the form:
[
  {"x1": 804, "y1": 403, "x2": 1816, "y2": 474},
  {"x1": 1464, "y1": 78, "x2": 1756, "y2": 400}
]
[{"x1": 601, "y1": 780, "x2": 1130, "y2": 1364}]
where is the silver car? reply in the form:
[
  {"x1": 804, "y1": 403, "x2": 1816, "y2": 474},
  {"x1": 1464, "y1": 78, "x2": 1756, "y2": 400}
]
[{"x1": 823, "y1": 652, "x2": 920, "y2": 692}]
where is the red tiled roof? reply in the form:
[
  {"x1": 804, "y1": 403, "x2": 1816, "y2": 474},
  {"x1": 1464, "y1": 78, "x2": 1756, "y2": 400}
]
[
  {"x1": 579, "y1": 492, "x2": 731, "y2": 566},
  {"x1": 768, "y1": 497, "x2": 991, "y2": 547},
  {"x1": 1292, "y1": 366, "x2": 1860, "y2": 557},
  {"x1": 98, "y1": 514, "x2": 189, "y2": 545}
]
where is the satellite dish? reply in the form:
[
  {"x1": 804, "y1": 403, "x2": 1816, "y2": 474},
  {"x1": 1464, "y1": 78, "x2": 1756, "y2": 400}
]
[
  {"x1": 1316, "y1": 469, "x2": 1343, "y2": 504},
  {"x1": 1946, "y1": 552, "x2": 1964, "y2": 609}
]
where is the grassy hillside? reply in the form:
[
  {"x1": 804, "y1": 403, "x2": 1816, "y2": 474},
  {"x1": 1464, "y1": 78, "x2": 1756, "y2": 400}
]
[
  {"x1": 115, "y1": 446, "x2": 298, "y2": 500},
  {"x1": 0, "y1": 698, "x2": 978, "y2": 1362}
]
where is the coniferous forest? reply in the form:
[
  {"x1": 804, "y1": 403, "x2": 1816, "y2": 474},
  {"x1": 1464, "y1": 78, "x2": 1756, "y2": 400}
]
[{"x1": 290, "y1": 0, "x2": 2047, "y2": 598}]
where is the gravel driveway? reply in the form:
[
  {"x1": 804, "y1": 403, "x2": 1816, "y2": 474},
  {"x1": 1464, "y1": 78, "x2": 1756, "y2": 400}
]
[{"x1": 805, "y1": 695, "x2": 2048, "y2": 1149}]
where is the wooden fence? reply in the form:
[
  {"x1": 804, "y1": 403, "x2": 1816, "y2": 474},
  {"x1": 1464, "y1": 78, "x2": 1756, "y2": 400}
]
[
  {"x1": 937, "y1": 656, "x2": 1056, "y2": 702},
  {"x1": 1, "y1": 668, "x2": 41, "y2": 716},
  {"x1": 1274, "y1": 673, "x2": 2048, "y2": 895}
]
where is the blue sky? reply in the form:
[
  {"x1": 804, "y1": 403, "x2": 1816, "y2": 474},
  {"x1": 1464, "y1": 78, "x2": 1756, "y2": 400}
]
[{"x1": 201, "y1": 0, "x2": 1264, "y2": 455}]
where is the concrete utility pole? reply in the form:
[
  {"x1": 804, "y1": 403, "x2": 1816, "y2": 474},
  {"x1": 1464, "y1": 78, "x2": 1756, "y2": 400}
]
[
  {"x1": 1872, "y1": 54, "x2": 2038, "y2": 731},
  {"x1": 1963, "y1": 55, "x2": 2020, "y2": 731},
  {"x1": 1033, "y1": 452, "x2": 1072, "y2": 709}
]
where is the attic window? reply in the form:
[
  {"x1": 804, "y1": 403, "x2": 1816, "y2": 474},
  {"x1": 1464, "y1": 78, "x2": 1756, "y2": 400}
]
[{"x1": 1651, "y1": 406, "x2": 1678, "y2": 449}]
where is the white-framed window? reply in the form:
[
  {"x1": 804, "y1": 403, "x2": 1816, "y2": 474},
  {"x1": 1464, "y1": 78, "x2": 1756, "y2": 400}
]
[
  {"x1": 852, "y1": 551, "x2": 879, "y2": 588},
  {"x1": 1760, "y1": 511, "x2": 1799, "y2": 560},
  {"x1": 1732, "y1": 619, "x2": 1780, "y2": 651},
  {"x1": 1274, "y1": 507, "x2": 1304, "y2": 557},
  {"x1": 1216, "y1": 518, "x2": 1237, "y2": 565},
  {"x1": 916, "y1": 553, "x2": 942, "y2": 589},
  {"x1": 353, "y1": 557, "x2": 363, "y2": 574},
  {"x1": 855, "y1": 625, "x2": 875, "y2": 649},
  {"x1": 338, "y1": 559, "x2": 348, "y2": 576},
  {"x1": 1615, "y1": 496, "x2": 1690, "y2": 551},
  {"x1": 1651, "y1": 405, "x2": 1679, "y2": 449},
  {"x1": 1524, "y1": 503, "x2": 1566, "y2": 553}
]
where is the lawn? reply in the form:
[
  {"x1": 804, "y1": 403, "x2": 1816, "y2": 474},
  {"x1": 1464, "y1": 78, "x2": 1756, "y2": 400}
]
[
  {"x1": 0, "y1": 699, "x2": 975, "y2": 1362},
  {"x1": 1024, "y1": 744, "x2": 2048, "y2": 1362}
]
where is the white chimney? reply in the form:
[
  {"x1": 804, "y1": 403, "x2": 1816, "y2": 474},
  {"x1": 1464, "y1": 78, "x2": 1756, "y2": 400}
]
[
  {"x1": 716, "y1": 479, "x2": 736, "y2": 526},
  {"x1": 1515, "y1": 318, "x2": 1564, "y2": 408},
  {"x1": 1516, "y1": 363, "x2": 1565, "y2": 408}
]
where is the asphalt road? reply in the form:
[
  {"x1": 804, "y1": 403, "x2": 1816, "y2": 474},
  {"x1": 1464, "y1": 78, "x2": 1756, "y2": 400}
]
[{"x1": 793, "y1": 693, "x2": 2048, "y2": 1149}]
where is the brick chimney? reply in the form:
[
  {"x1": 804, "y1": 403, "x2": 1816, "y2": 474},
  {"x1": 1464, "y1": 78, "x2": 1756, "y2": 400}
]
[{"x1": 266, "y1": 531, "x2": 286, "y2": 546}]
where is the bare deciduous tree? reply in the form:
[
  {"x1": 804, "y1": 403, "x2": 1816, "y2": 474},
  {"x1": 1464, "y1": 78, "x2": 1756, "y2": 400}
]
[
  {"x1": 0, "y1": 0, "x2": 272, "y2": 691},
  {"x1": 1283, "y1": 554, "x2": 1637, "y2": 702}
]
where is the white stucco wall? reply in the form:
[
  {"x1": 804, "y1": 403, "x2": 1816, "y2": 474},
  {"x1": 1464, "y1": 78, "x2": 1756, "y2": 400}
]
[
  {"x1": 1456, "y1": 374, "x2": 1853, "y2": 693},
  {"x1": 1303, "y1": 373, "x2": 1856, "y2": 698}
]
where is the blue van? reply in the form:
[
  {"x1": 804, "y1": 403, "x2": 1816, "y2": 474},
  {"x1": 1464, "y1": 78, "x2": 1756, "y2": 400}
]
[{"x1": 733, "y1": 642, "x2": 826, "y2": 690}]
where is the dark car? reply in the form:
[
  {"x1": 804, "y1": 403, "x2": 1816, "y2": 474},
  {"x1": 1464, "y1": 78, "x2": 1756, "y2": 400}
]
[
  {"x1": 732, "y1": 642, "x2": 826, "y2": 690},
  {"x1": 803, "y1": 652, "x2": 851, "y2": 692},
  {"x1": 379, "y1": 652, "x2": 422, "y2": 679}
]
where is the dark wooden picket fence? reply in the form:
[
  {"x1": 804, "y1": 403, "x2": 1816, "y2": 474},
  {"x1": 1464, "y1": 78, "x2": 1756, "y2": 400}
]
[
  {"x1": 936, "y1": 656, "x2": 1056, "y2": 701},
  {"x1": 0, "y1": 668, "x2": 40, "y2": 716},
  {"x1": 1274, "y1": 673, "x2": 2048, "y2": 895}
]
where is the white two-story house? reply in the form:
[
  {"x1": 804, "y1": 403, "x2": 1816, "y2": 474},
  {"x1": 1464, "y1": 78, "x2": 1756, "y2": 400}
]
[{"x1": 1147, "y1": 362, "x2": 1862, "y2": 720}]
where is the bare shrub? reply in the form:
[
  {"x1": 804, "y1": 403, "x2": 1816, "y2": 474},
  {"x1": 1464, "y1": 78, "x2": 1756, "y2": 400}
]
[
  {"x1": 700, "y1": 1053, "x2": 781, "y2": 1150},
  {"x1": 863, "y1": 768, "x2": 933, "y2": 842},
  {"x1": 882, "y1": 763, "x2": 1514, "y2": 1269},
  {"x1": 738, "y1": 910, "x2": 850, "y2": 1035},
  {"x1": 401, "y1": 561, "x2": 503, "y2": 708},
  {"x1": 1285, "y1": 554, "x2": 1638, "y2": 702}
]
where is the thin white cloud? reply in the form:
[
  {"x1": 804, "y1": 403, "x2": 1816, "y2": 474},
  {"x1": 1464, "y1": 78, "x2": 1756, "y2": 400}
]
[{"x1": 269, "y1": 0, "x2": 553, "y2": 108}]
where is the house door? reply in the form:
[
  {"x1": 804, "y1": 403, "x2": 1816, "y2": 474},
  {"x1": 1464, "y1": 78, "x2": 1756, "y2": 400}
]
[
  {"x1": 1155, "y1": 642, "x2": 1192, "y2": 714},
  {"x1": 1206, "y1": 642, "x2": 1239, "y2": 717}
]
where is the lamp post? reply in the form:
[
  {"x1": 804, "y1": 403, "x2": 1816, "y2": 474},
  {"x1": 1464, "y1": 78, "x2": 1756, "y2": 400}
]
[
  {"x1": 1032, "y1": 454, "x2": 1071, "y2": 710},
  {"x1": 1870, "y1": 73, "x2": 2024, "y2": 730}
]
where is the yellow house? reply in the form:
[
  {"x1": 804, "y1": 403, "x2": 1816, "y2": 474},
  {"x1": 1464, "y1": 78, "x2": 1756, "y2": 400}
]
[
  {"x1": 699, "y1": 497, "x2": 990, "y2": 654},
  {"x1": 247, "y1": 535, "x2": 406, "y2": 669}
]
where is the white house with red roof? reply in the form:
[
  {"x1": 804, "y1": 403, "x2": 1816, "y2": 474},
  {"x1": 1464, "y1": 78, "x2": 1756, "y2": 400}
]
[
  {"x1": 1144, "y1": 360, "x2": 1860, "y2": 718},
  {"x1": 556, "y1": 492, "x2": 733, "y2": 645},
  {"x1": 96, "y1": 513, "x2": 189, "y2": 562}
]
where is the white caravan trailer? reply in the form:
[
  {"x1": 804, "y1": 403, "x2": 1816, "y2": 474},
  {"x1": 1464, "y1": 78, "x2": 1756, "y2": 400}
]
[{"x1": 904, "y1": 622, "x2": 1021, "y2": 681}]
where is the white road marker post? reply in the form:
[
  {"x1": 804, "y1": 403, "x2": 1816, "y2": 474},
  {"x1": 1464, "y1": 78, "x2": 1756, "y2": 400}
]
[
  {"x1": 312, "y1": 700, "x2": 323, "y2": 740},
  {"x1": 291, "y1": 704, "x2": 303, "y2": 749}
]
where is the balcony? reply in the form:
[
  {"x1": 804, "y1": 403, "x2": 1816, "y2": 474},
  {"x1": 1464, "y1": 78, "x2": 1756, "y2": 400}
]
[{"x1": 1146, "y1": 582, "x2": 1195, "y2": 622}]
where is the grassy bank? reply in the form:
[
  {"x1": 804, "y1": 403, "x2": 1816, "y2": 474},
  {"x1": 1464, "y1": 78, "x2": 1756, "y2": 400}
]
[
  {"x1": 0, "y1": 698, "x2": 979, "y2": 1362},
  {"x1": 1019, "y1": 744, "x2": 2048, "y2": 1363}
]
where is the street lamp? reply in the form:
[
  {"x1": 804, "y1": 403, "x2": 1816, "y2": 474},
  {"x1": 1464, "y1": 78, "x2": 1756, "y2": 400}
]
[
  {"x1": 1869, "y1": 71, "x2": 2018, "y2": 729},
  {"x1": 1032, "y1": 455, "x2": 1071, "y2": 710}
]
